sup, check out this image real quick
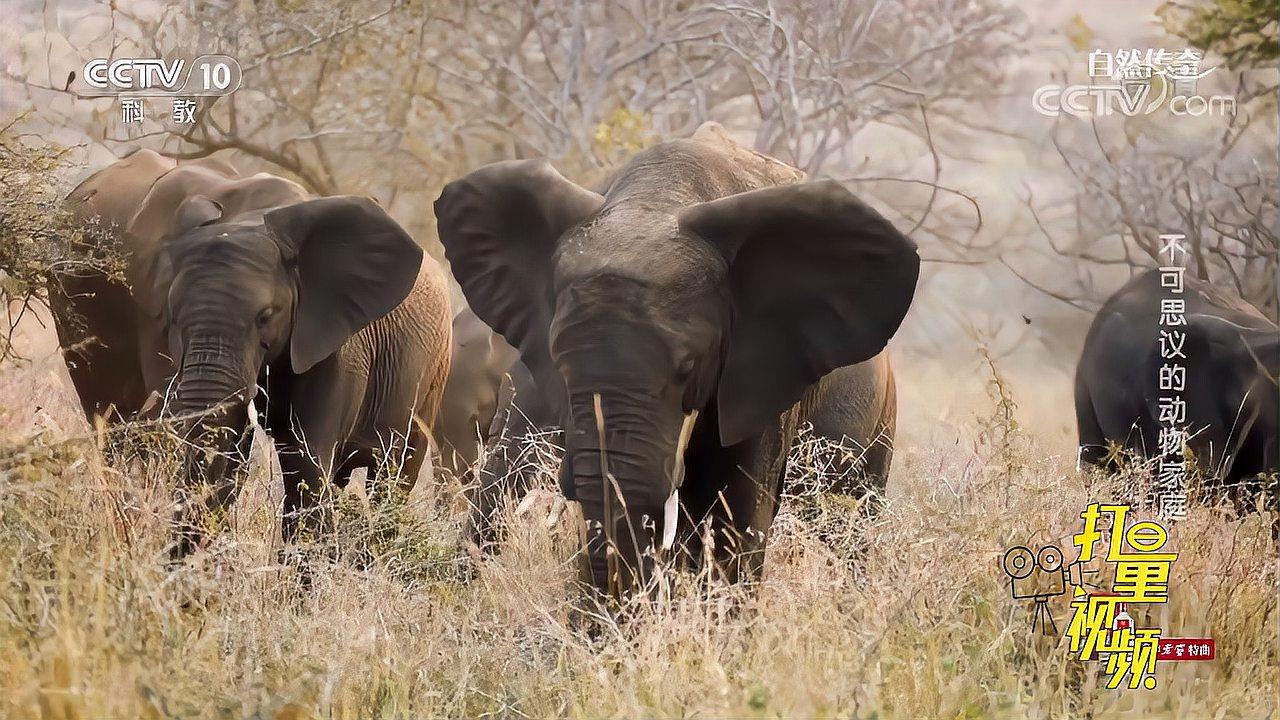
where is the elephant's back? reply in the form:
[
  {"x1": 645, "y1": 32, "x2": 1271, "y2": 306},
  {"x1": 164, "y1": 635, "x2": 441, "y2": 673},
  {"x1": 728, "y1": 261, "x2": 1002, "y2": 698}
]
[
  {"x1": 1094, "y1": 269, "x2": 1272, "y2": 333},
  {"x1": 602, "y1": 123, "x2": 805, "y2": 211},
  {"x1": 66, "y1": 149, "x2": 178, "y2": 238},
  {"x1": 1076, "y1": 269, "x2": 1275, "y2": 443}
]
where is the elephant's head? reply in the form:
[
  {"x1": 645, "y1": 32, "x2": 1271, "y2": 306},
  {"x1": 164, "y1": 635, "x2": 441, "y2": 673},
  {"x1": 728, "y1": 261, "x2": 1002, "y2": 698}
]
[
  {"x1": 128, "y1": 169, "x2": 422, "y2": 550},
  {"x1": 436, "y1": 159, "x2": 918, "y2": 592}
]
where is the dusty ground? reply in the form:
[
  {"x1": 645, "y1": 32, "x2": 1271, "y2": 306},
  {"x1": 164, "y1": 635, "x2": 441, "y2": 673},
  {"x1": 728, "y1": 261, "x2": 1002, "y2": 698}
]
[{"x1": 0, "y1": 312, "x2": 1276, "y2": 719}]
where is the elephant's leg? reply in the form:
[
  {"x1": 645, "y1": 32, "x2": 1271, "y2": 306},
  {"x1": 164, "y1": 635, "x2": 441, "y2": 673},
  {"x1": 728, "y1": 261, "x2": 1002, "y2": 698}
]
[
  {"x1": 332, "y1": 426, "x2": 431, "y2": 563},
  {"x1": 812, "y1": 421, "x2": 894, "y2": 521},
  {"x1": 278, "y1": 440, "x2": 335, "y2": 545},
  {"x1": 400, "y1": 424, "x2": 433, "y2": 490},
  {"x1": 467, "y1": 435, "x2": 551, "y2": 556},
  {"x1": 331, "y1": 446, "x2": 373, "y2": 491},
  {"x1": 204, "y1": 426, "x2": 255, "y2": 526},
  {"x1": 359, "y1": 426, "x2": 429, "y2": 505},
  {"x1": 271, "y1": 357, "x2": 359, "y2": 547},
  {"x1": 326, "y1": 445, "x2": 389, "y2": 567},
  {"x1": 803, "y1": 358, "x2": 895, "y2": 519},
  {"x1": 854, "y1": 368, "x2": 895, "y2": 502},
  {"x1": 276, "y1": 438, "x2": 345, "y2": 588},
  {"x1": 854, "y1": 428, "x2": 892, "y2": 501},
  {"x1": 718, "y1": 460, "x2": 784, "y2": 585},
  {"x1": 680, "y1": 423, "x2": 787, "y2": 586},
  {"x1": 1075, "y1": 375, "x2": 1112, "y2": 470}
]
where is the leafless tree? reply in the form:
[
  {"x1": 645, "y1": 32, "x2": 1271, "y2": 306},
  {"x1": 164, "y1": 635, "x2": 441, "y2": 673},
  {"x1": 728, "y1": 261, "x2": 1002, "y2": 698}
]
[
  {"x1": 7, "y1": 0, "x2": 1022, "y2": 262},
  {"x1": 1005, "y1": 63, "x2": 1278, "y2": 319}
]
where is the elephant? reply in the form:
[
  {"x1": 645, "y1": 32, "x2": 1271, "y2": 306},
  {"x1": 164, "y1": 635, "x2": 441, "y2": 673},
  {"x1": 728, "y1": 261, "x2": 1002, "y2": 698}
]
[
  {"x1": 806, "y1": 353, "x2": 896, "y2": 488},
  {"x1": 459, "y1": 348, "x2": 898, "y2": 560},
  {"x1": 1076, "y1": 269, "x2": 1278, "y2": 509},
  {"x1": 458, "y1": 327, "x2": 896, "y2": 560},
  {"x1": 462, "y1": 338, "x2": 559, "y2": 554},
  {"x1": 52, "y1": 150, "x2": 211, "y2": 422},
  {"x1": 431, "y1": 306, "x2": 520, "y2": 478},
  {"x1": 430, "y1": 305, "x2": 561, "y2": 554},
  {"x1": 55, "y1": 150, "x2": 453, "y2": 554},
  {"x1": 55, "y1": 150, "x2": 246, "y2": 424},
  {"x1": 435, "y1": 122, "x2": 919, "y2": 596}
]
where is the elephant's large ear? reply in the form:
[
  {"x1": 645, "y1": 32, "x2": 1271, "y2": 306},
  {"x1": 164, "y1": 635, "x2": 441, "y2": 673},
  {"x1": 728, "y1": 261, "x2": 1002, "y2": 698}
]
[
  {"x1": 679, "y1": 180, "x2": 920, "y2": 446},
  {"x1": 264, "y1": 196, "x2": 423, "y2": 373},
  {"x1": 434, "y1": 160, "x2": 603, "y2": 377},
  {"x1": 172, "y1": 195, "x2": 224, "y2": 235}
]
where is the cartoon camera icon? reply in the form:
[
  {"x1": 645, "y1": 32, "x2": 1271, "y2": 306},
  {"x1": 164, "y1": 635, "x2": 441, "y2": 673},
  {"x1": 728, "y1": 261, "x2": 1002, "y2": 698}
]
[{"x1": 1002, "y1": 544, "x2": 1094, "y2": 635}]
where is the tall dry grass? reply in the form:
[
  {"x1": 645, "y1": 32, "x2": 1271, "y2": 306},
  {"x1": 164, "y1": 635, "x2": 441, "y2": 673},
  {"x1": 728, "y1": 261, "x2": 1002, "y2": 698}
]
[{"x1": 0, "y1": 322, "x2": 1276, "y2": 719}]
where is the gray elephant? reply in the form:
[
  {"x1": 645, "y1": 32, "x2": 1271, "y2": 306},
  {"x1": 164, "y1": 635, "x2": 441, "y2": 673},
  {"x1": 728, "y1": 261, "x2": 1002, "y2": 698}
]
[
  {"x1": 52, "y1": 150, "x2": 195, "y2": 422},
  {"x1": 804, "y1": 354, "x2": 897, "y2": 495},
  {"x1": 448, "y1": 324, "x2": 897, "y2": 561},
  {"x1": 56, "y1": 150, "x2": 453, "y2": 554},
  {"x1": 432, "y1": 306, "x2": 520, "y2": 478},
  {"x1": 1076, "y1": 269, "x2": 1278, "y2": 508},
  {"x1": 436, "y1": 123, "x2": 918, "y2": 595},
  {"x1": 431, "y1": 305, "x2": 561, "y2": 554}
]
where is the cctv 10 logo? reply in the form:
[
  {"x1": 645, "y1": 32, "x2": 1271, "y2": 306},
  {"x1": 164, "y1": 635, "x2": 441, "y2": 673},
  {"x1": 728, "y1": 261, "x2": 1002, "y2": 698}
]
[{"x1": 79, "y1": 54, "x2": 242, "y2": 97}]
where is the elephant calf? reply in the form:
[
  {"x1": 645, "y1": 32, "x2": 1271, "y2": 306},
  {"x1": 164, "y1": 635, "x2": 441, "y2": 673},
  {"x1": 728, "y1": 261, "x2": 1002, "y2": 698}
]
[
  {"x1": 1076, "y1": 269, "x2": 1278, "y2": 508},
  {"x1": 436, "y1": 122, "x2": 918, "y2": 596},
  {"x1": 56, "y1": 150, "x2": 452, "y2": 554},
  {"x1": 431, "y1": 306, "x2": 520, "y2": 478},
  {"x1": 432, "y1": 305, "x2": 565, "y2": 555}
]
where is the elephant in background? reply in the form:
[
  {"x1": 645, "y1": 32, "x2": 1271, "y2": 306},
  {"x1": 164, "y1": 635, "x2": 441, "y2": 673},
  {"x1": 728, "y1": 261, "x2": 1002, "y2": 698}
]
[
  {"x1": 1076, "y1": 269, "x2": 1278, "y2": 508},
  {"x1": 53, "y1": 150, "x2": 230, "y2": 422},
  {"x1": 805, "y1": 352, "x2": 897, "y2": 495},
  {"x1": 436, "y1": 122, "x2": 918, "y2": 596},
  {"x1": 431, "y1": 305, "x2": 562, "y2": 554},
  {"x1": 55, "y1": 150, "x2": 453, "y2": 554},
  {"x1": 432, "y1": 306, "x2": 519, "y2": 477}
]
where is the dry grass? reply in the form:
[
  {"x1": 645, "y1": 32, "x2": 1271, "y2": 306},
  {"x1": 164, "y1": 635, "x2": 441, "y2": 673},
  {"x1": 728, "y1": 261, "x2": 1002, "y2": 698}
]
[{"x1": 0, "y1": 320, "x2": 1276, "y2": 720}]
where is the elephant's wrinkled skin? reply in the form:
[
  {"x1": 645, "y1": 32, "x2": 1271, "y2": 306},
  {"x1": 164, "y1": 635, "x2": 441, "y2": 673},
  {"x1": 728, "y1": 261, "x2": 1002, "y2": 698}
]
[
  {"x1": 436, "y1": 123, "x2": 918, "y2": 595},
  {"x1": 1076, "y1": 270, "x2": 1278, "y2": 507},
  {"x1": 56, "y1": 150, "x2": 452, "y2": 554}
]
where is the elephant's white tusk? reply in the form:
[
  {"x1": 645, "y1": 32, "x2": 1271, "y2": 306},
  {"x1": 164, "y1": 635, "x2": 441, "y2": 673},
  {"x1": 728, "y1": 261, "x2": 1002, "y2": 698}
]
[
  {"x1": 662, "y1": 488, "x2": 679, "y2": 551},
  {"x1": 139, "y1": 390, "x2": 163, "y2": 417},
  {"x1": 662, "y1": 410, "x2": 699, "y2": 551},
  {"x1": 514, "y1": 490, "x2": 539, "y2": 517},
  {"x1": 670, "y1": 409, "x2": 701, "y2": 486},
  {"x1": 515, "y1": 487, "x2": 563, "y2": 520},
  {"x1": 246, "y1": 386, "x2": 262, "y2": 429},
  {"x1": 545, "y1": 495, "x2": 566, "y2": 528}
]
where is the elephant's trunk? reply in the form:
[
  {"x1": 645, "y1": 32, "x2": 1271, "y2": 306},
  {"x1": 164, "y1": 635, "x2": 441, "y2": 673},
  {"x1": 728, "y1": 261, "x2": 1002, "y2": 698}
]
[
  {"x1": 166, "y1": 334, "x2": 255, "y2": 558},
  {"x1": 565, "y1": 390, "x2": 681, "y2": 598},
  {"x1": 171, "y1": 336, "x2": 253, "y2": 415}
]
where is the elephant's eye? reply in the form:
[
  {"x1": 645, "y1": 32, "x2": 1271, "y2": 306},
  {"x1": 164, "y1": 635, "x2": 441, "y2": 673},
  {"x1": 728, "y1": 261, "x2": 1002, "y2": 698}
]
[
  {"x1": 256, "y1": 307, "x2": 276, "y2": 327},
  {"x1": 676, "y1": 357, "x2": 696, "y2": 381}
]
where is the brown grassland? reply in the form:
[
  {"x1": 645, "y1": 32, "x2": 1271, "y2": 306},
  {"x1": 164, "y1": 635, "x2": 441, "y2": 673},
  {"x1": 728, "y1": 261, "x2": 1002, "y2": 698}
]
[{"x1": 0, "y1": 317, "x2": 1276, "y2": 720}]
